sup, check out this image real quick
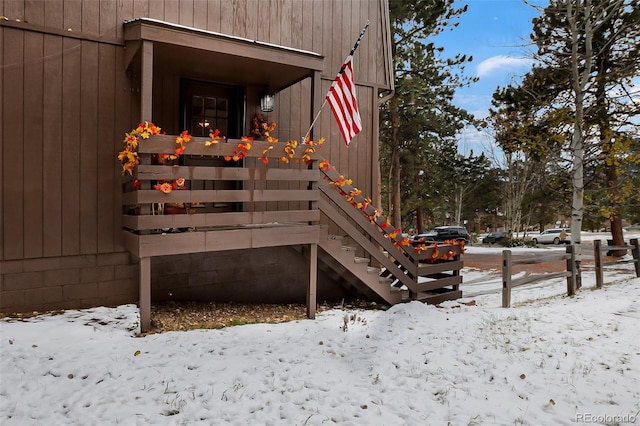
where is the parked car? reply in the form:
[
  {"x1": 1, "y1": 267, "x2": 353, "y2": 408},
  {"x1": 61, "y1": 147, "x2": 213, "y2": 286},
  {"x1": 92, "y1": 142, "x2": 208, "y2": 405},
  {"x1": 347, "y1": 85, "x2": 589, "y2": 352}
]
[
  {"x1": 412, "y1": 226, "x2": 470, "y2": 245},
  {"x1": 532, "y1": 228, "x2": 571, "y2": 245},
  {"x1": 482, "y1": 231, "x2": 508, "y2": 245}
]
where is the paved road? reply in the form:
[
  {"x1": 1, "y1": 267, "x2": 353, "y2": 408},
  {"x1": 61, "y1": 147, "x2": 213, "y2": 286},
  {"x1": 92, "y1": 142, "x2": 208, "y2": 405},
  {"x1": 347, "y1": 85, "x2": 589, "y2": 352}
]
[{"x1": 463, "y1": 244, "x2": 595, "y2": 271}]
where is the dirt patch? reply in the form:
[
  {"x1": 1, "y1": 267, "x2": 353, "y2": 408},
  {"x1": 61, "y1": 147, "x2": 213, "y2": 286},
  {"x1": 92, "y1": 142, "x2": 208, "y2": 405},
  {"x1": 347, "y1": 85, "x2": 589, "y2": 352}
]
[
  {"x1": 148, "y1": 301, "x2": 314, "y2": 333},
  {"x1": 142, "y1": 299, "x2": 386, "y2": 335},
  {"x1": 464, "y1": 252, "x2": 597, "y2": 275}
]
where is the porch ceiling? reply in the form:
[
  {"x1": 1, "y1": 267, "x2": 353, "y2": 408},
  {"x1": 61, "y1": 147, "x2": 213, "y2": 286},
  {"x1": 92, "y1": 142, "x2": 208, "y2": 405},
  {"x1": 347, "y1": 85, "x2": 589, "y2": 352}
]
[{"x1": 124, "y1": 18, "x2": 324, "y2": 92}]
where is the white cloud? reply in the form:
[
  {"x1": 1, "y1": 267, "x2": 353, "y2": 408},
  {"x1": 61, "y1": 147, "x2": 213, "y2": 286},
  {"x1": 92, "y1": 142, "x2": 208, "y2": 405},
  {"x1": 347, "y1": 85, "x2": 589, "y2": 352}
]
[
  {"x1": 453, "y1": 93, "x2": 492, "y2": 114},
  {"x1": 476, "y1": 55, "x2": 535, "y2": 78},
  {"x1": 456, "y1": 126, "x2": 502, "y2": 160}
]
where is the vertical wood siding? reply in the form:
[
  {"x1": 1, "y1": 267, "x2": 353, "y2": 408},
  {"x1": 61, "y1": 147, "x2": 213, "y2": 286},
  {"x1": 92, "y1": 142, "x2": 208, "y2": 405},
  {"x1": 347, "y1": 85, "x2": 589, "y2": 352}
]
[
  {"x1": 0, "y1": 3, "x2": 4, "y2": 262},
  {"x1": 61, "y1": 36, "x2": 82, "y2": 256},
  {"x1": 97, "y1": 43, "x2": 117, "y2": 254},
  {"x1": 42, "y1": 33, "x2": 63, "y2": 258},
  {"x1": 3, "y1": 27, "x2": 23, "y2": 260},
  {"x1": 1, "y1": 0, "x2": 391, "y2": 261},
  {"x1": 23, "y1": 29, "x2": 44, "y2": 259}
]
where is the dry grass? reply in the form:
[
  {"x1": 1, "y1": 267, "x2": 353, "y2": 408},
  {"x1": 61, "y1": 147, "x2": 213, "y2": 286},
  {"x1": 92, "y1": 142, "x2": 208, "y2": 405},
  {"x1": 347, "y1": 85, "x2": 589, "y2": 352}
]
[
  {"x1": 145, "y1": 299, "x2": 387, "y2": 335},
  {"x1": 148, "y1": 301, "x2": 316, "y2": 333}
]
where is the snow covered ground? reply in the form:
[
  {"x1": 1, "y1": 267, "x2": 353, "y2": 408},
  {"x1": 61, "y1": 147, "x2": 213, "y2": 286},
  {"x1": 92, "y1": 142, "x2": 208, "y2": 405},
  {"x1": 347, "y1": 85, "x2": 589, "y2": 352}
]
[{"x1": 1, "y1": 236, "x2": 639, "y2": 425}]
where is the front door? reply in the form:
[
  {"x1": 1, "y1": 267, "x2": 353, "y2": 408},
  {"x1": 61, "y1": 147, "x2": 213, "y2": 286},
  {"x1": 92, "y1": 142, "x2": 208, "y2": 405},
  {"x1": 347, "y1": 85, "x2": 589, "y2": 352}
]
[
  {"x1": 181, "y1": 80, "x2": 244, "y2": 212},
  {"x1": 182, "y1": 80, "x2": 244, "y2": 138}
]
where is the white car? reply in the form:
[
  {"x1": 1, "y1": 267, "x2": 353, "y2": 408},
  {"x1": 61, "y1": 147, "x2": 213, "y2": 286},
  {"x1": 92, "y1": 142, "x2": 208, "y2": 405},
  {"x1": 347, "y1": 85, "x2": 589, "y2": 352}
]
[{"x1": 532, "y1": 228, "x2": 571, "y2": 245}]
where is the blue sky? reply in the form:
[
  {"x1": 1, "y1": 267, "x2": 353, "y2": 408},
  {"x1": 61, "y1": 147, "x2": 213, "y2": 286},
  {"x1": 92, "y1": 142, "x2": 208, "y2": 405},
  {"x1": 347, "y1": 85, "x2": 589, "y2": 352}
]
[{"x1": 433, "y1": 0, "x2": 546, "y2": 157}]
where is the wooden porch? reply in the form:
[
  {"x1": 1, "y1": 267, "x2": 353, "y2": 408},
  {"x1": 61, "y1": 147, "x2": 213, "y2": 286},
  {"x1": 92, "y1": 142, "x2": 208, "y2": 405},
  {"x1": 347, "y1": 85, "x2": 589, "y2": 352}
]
[{"x1": 123, "y1": 134, "x2": 465, "y2": 332}]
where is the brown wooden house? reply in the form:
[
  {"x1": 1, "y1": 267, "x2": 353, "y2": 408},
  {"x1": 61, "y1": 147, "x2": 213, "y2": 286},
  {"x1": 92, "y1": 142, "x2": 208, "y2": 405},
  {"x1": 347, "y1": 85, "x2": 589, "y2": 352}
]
[{"x1": 1, "y1": 0, "x2": 464, "y2": 331}]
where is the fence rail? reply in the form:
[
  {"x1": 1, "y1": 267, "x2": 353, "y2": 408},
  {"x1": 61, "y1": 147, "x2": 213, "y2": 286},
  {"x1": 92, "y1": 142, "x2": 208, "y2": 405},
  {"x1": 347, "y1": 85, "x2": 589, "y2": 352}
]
[
  {"x1": 502, "y1": 239, "x2": 640, "y2": 308},
  {"x1": 502, "y1": 245, "x2": 576, "y2": 308},
  {"x1": 593, "y1": 238, "x2": 640, "y2": 288}
]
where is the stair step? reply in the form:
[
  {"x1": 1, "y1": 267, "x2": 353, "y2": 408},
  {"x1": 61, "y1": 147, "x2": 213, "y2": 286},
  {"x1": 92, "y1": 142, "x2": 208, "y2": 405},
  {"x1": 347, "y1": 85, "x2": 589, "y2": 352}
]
[
  {"x1": 341, "y1": 245, "x2": 357, "y2": 253},
  {"x1": 367, "y1": 266, "x2": 381, "y2": 274},
  {"x1": 354, "y1": 256, "x2": 370, "y2": 264},
  {"x1": 379, "y1": 276, "x2": 394, "y2": 285},
  {"x1": 390, "y1": 287, "x2": 410, "y2": 302}
]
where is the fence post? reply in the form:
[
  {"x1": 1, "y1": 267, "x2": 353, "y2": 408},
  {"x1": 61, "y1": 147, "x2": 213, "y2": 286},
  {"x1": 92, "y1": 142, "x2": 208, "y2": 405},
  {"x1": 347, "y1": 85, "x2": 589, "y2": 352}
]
[
  {"x1": 566, "y1": 244, "x2": 576, "y2": 296},
  {"x1": 139, "y1": 257, "x2": 151, "y2": 333},
  {"x1": 502, "y1": 250, "x2": 512, "y2": 308},
  {"x1": 594, "y1": 240, "x2": 603, "y2": 289},
  {"x1": 631, "y1": 238, "x2": 640, "y2": 278}
]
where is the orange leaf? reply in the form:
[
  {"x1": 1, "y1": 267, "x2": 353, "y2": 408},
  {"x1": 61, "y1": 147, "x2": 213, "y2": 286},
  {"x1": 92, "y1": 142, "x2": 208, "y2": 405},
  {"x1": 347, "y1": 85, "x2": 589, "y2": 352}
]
[{"x1": 159, "y1": 183, "x2": 172, "y2": 193}]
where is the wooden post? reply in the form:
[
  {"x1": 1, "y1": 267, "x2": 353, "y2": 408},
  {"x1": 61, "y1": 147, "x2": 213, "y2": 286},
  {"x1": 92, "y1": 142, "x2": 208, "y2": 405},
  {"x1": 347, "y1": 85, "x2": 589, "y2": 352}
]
[
  {"x1": 502, "y1": 250, "x2": 512, "y2": 308},
  {"x1": 139, "y1": 257, "x2": 151, "y2": 332},
  {"x1": 140, "y1": 40, "x2": 153, "y2": 122},
  {"x1": 306, "y1": 243, "x2": 317, "y2": 319},
  {"x1": 566, "y1": 244, "x2": 576, "y2": 296},
  {"x1": 452, "y1": 253, "x2": 460, "y2": 292},
  {"x1": 631, "y1": 238, "x2": 640, "y2": 278},
  {"x1": 594, "y1": 240, "x2": 603, "y2": 288},
  {"x1": 138, "y1": 41, "x2": 154, "y2": 218}
]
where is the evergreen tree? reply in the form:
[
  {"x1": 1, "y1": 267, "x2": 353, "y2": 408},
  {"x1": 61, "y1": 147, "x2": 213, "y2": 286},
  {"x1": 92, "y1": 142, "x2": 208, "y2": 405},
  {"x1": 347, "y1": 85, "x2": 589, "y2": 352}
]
[{"x1": 380, "y1": 0, "x2": 477, "y2": 231}]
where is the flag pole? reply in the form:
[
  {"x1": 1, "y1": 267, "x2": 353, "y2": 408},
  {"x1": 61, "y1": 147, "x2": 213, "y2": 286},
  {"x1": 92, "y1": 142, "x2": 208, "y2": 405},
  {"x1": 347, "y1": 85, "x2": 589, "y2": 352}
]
[{"x1": 302, "y1": 20, "x2": 370, "y2": 143}]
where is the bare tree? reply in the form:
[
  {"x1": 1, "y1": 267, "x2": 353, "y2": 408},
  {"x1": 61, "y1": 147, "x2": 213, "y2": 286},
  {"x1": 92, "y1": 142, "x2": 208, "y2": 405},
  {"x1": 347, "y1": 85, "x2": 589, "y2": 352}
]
[
  {"x1": 566, "y1": 0, "x2": 594, "y2": 285},
  {"x1": 503, "y1": 152, "x2": 542, "y2": 235}
]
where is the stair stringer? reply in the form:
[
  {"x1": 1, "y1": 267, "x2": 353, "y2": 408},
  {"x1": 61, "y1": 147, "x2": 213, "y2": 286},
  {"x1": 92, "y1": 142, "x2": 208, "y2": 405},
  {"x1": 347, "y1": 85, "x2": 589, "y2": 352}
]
[
  {"x1": 319, "y1": 195, "x2": 418, "y2": 280},
  {"x1": 317, "y1": 226, "x2": 402, "y2": 304}
]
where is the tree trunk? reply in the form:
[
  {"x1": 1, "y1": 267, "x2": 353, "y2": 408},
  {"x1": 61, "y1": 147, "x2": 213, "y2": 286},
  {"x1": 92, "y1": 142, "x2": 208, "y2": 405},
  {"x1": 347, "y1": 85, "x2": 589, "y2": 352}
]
[
  {"x1": 594, "y1": 28, "x2": 625, "y2": 257},
  {"x1": 605, "y1": 149, "x2": 625, "y2": 256},
  {"x1": 598, "y1": 120, "x2": 626, "y2": 257},
  {"x1": 453, "y1": 186, "x2": 463, "y2": 226},
  {"x1": 415, "y1": 172, "x2": 424, "y2": 233},
  {"x1": 567, "y1": 0, "x2": 594, "y2": 289},
  {"x1": 569, "y1": 120, "x2": 584, "y2": 251},
  {"x1": 390, "y1": 95, "x2": 402, "y2": 230},
  {"x1": 392, "y1": 148, "x2": 402, "y2": 229}
]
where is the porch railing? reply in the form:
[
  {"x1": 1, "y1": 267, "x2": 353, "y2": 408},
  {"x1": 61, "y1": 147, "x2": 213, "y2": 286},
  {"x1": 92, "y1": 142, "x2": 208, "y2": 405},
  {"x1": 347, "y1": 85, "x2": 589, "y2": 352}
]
[
  {"x1": 121, "y1": 135, "x2": 321, "y2": 258},
  {"x1": 121, "y1": 134, "x2": 323, "y2": 331}
]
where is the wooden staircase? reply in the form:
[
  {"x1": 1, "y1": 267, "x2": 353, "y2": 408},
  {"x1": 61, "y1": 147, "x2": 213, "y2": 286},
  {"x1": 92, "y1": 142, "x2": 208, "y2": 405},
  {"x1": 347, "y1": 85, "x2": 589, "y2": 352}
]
[
  {"x1": 317, "y1": 226, "x2": 403, "y2": 304},
  {"x1": 316, "y1": 164, "x2": 464, "y2": 306}
]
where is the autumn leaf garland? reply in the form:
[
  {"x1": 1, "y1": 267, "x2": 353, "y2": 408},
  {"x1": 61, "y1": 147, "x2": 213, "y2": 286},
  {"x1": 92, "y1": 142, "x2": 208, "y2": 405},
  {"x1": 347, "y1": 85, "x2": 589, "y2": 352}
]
[
  {"x1": 118, "y1": 121, "x2": 162, "y2": 175},
  {"x1": 118, "y1": 124, "x2": 225, "y2": 175},
  {"x1": 119, "y1": 120, "x2": 323, "y2": 173},
  {"x1": 320, "y1": 159, "x2": 465, "y2": 260}
]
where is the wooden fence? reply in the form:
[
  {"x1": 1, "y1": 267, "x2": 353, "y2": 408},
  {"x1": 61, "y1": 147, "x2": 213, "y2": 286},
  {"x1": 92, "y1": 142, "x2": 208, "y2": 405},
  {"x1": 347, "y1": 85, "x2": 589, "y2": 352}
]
[
  {"x1": 502, "y1": 246, "x2": 576, "y2": 308},
  {"x1": 592, "y1": 238, "x2": 640, "y2": 289},
  {"x1": 502, "y1": 239, "x2": 640, "y2": 308}
]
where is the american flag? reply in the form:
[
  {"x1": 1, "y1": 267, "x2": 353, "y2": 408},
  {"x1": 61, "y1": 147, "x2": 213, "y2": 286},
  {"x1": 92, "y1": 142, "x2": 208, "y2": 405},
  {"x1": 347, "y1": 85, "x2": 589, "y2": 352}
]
[{"x1": 326, "y1": 54, "x2": 362, "y2": 145}]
